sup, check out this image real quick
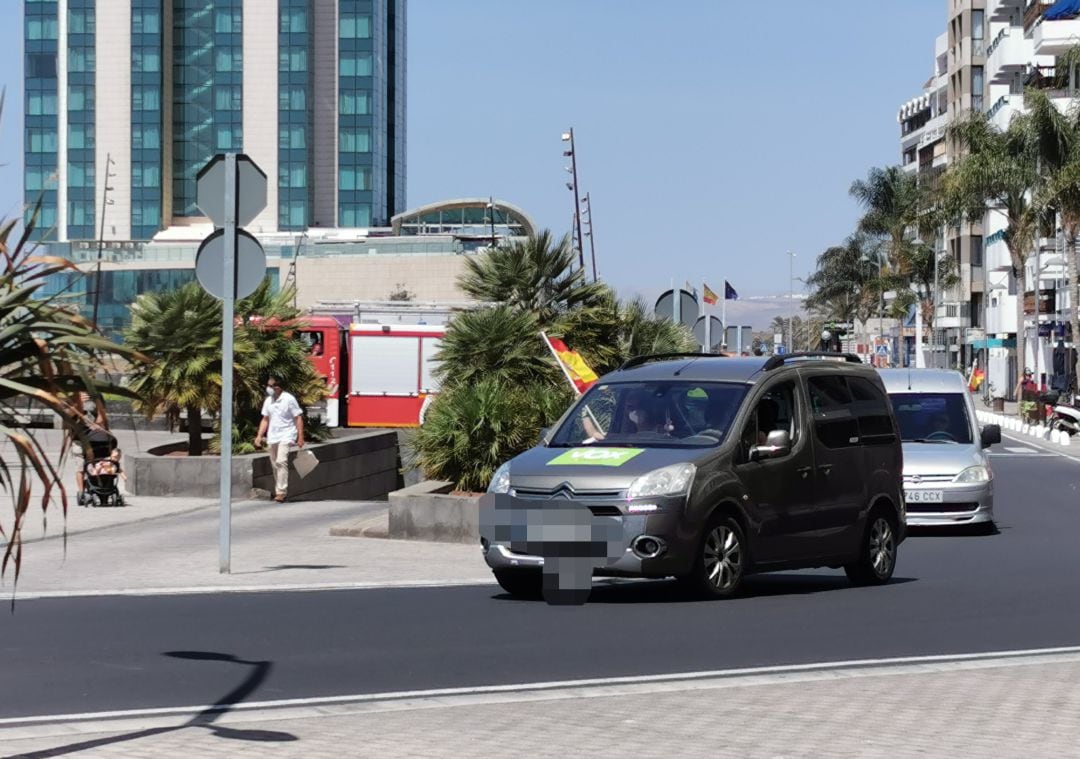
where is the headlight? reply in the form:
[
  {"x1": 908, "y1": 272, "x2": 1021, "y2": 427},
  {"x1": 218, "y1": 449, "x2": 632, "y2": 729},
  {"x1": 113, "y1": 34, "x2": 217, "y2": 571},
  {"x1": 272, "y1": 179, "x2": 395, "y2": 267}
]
[
  {"x1": 954, "y1": 465, "x2": 991, "y2": 483},
  {"x1": 488, "y1": 461, "x2": 512, "y2": 493},
  {"x1": 627, "y1": 463, "x2": 696, "y2": 499}
]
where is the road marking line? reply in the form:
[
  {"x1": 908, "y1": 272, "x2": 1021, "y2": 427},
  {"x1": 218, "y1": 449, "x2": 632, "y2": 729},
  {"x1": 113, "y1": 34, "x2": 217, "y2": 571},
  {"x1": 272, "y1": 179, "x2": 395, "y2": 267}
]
[
  {"x1": 8, "y1": 578, "x2": 498, "y2": 601},
  {"x1": 5, "y1": 645, "x2": 1080, "y2": 737},
  {"x1": 1003, "y1": 446, "x2": 1037, "y2": 453},
  {"x1": 1002, "y1": 432, "x2": 1080, "y2": 464}
]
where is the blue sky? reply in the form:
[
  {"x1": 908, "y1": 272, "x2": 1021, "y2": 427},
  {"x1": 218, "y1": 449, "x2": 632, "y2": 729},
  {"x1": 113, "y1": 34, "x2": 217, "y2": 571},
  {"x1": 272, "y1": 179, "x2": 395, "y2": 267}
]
[{"x1": 0, "y1": 1, "x2": 944, "y2": 299}]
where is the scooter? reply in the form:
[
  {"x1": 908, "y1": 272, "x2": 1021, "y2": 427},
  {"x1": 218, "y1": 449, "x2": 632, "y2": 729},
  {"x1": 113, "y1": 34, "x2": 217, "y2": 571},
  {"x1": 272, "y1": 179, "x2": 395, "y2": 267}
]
[{"x1": 1042, "y1": 390, "x2": 1080, "y2": 437}]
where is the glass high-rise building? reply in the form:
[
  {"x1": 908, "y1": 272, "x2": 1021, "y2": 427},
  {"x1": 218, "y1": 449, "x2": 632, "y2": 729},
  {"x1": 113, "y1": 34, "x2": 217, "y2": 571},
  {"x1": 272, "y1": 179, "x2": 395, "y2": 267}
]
[{"x1": 23, "y1": 0, "x2": 407, "y2": 241}]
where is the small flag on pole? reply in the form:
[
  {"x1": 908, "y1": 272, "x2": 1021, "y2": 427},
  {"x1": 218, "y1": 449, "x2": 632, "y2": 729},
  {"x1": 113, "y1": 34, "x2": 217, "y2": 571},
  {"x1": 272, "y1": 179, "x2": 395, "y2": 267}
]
[
  {"x1": 702, "y1": 283, "x2": 719, "y2": 305},
  {"x1": 725, "y1": 281, "x2": 739, "y2": 301},
  {"x1": 541, "y1": 333, "x2": 599, "y2": 395}
]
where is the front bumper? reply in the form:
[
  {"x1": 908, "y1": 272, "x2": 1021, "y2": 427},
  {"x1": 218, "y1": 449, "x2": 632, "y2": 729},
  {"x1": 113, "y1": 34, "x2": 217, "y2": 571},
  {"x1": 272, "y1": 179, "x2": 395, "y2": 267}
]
[
  {"x1": 903, "y1": 481, "x2": 994, "y2": 527},
  {"x1": 479, "y1": 491, "x2": 693, "y2": 578}
]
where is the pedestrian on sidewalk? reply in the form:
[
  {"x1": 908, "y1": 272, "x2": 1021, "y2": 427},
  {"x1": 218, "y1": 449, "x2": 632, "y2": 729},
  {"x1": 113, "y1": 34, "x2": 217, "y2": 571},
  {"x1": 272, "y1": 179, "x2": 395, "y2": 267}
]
[
  {"x1": 1016, "y1": 368, "x2": 1039, "y2": 424},
  {"x1": 254, "y1": 375, "x2": 305, "y2": 503}
]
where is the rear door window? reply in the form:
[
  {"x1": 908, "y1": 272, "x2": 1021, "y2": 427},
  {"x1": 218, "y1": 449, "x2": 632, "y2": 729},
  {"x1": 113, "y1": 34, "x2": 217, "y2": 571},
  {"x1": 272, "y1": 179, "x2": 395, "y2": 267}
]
[
  {"x1": 847, "y1": 377, "x2": 897, "y2": 445},
  {"x1": 807, "y1": 375, "x2": 860, "y2": 449}
]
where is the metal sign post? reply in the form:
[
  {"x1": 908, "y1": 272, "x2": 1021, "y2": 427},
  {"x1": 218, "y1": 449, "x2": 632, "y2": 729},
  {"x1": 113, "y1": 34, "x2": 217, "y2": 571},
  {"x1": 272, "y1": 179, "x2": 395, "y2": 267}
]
[
  {"x1": 219, "y1": 154, "x2": 237, "y2": 574},
  {"x1": 195, "y1": 153, "x2": 267, "y2": 574}
]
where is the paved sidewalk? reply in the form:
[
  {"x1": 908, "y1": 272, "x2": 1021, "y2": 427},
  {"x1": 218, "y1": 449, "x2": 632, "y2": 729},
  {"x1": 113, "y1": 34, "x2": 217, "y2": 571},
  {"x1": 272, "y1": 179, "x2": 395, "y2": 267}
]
[
  {"x1": 5, "y1": 499, "x2": 490, "y2": 597},
  {"x1": 4, "y1": 655, "x2": 1079, "y2": 758}
]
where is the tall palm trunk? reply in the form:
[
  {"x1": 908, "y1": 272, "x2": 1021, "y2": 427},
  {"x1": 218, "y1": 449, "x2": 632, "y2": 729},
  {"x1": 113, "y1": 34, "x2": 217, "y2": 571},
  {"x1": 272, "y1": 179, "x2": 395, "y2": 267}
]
[
  {"x1": 1067, "y1": 227, "x2": 1080, "y2": 395},
  {"x1": 187, "y1": 405, "x2": 203, "y2": 456},
  {"x1": 1012, "y1": 253, "x2": 1026, "y2": 402}
]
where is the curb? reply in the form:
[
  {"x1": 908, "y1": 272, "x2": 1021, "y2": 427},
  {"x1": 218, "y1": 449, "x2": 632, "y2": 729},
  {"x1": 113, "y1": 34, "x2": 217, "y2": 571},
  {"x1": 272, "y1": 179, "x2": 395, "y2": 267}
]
[{"x1": 975, "y1": 409, "x2": 1076, "y2": 452}]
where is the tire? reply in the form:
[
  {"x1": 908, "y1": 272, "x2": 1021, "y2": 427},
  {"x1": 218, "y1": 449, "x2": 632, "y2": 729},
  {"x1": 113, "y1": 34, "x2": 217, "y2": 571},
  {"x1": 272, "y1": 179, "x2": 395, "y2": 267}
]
[
  {"x1": 844, "y1": 509, "x2": 898, "y2": 586},
  {"x1": 678, "y1": 514, "x2": 747, "y2": 599},
  {"x1": 493, "y1": 569, "x2": 542, "y2": 599}
]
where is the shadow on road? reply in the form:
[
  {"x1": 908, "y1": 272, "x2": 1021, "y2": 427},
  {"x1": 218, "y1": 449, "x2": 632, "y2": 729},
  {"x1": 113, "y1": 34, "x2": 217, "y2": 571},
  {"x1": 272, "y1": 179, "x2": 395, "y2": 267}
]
[
  {"x1": 15, "y1": 651, "x2": 296, "y2": 758},
  {"x1": 233, "y1": 563, "x2": 348, "y2": 575},
  {"x1": 908, "y1": 522, "x2": 1000, "y2": 539},
  {"x1": 491, "y1": 574, "x2": 917, "y2": 605}
]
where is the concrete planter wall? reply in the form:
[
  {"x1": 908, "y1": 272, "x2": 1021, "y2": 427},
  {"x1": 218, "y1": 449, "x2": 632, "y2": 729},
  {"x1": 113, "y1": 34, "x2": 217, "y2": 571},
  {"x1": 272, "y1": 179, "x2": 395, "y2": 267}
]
[
  {"x1": 388, "y1": 480, "x2": 482, "y2": 543},
  {"x1": 127, "y1": 430, "x2": 402, "y2": 501}
]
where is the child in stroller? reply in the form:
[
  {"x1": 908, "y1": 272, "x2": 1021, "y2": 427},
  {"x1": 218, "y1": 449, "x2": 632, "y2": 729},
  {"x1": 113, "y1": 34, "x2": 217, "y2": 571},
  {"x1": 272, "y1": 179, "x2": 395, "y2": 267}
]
[{"x1": 78, "y1": 429, "x2": 125, "y2": 507}]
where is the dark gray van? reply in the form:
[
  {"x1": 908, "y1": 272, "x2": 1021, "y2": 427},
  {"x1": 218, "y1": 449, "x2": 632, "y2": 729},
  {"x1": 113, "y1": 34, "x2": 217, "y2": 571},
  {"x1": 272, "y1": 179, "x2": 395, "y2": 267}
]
[{"x1": 479, "y1": 352, "x2": 906, "y2": 603}]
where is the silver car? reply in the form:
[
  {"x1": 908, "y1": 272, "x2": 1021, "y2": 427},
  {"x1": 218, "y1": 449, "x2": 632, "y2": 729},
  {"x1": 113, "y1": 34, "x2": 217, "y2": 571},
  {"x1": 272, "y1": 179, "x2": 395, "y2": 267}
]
[{"x1": 878, "y1": 369, "x2": 1001, "y2": 528}]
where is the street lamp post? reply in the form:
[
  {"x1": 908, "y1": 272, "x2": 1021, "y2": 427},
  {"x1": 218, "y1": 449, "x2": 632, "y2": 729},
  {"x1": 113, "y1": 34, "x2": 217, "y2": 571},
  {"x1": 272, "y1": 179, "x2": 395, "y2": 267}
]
[
  {"x1": 787, "y1": 251, "x2": 796, "y2": 353},
  {"x1": 561, "y1": 129, "x2": 586, "y2": 273},
  {"x1": 91, "y1": 153, "x2": 117, "y2": 329}
]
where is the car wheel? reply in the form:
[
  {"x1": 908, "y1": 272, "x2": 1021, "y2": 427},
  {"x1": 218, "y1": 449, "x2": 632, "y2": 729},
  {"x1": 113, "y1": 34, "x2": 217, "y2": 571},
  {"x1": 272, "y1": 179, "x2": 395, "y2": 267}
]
[
  {"x1": 493, "y1": 569, "x2": 542, "y2": 599},
  {"x1": 845, "y1": 510, "x2": 898, "y2": 586},
  {"x1": 680, "y1": 515, "x2": 747, "y2": 599}
]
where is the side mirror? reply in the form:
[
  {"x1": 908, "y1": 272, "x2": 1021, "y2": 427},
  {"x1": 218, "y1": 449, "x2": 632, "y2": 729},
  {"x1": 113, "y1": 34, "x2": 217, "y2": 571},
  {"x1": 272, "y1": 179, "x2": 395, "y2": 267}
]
[
  {"x1": 750, "y1": 429, "x2": 791, "y2": 461},
  {"x1": 980, "y1": 424, "x2": 1001, "y2": 449}
]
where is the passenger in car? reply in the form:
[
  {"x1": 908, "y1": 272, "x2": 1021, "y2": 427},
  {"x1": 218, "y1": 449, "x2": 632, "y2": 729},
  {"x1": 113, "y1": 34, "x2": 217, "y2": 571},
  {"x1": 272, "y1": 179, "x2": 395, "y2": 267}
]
[{"x1": 756, "y1": 398, "x2": 780, "y2": 445}]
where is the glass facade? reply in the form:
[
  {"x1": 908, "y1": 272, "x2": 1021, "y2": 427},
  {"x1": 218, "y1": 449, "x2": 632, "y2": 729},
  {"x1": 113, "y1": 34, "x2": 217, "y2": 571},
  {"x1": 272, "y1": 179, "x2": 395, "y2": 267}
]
[
  {"x1": 66, "y1": 0, "x2": 95, "y2": 239},
  {"x1": 172, "y1": 0, "x2": 243, "y2": 217},
  {"x1": 338, "y1": 0, "x2": 374, "y2": 228},
  {"x1": 279, "y1": 0, "x2": 312, "y2": 230},
  {"x1": 25, "y1": 0, "x2": 60, "y2": 239},
  {"x1": 132, "y1": 0, "x2": 164, "y2": 239},
  {"x1": 42, "y1": 263, "x2": 279, "y2": 338}
]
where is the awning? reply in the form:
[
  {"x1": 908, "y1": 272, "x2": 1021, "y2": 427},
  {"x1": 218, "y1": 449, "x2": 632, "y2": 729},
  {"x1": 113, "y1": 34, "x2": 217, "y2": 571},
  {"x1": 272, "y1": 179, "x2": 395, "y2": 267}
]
[{"x1": 1045, "y1": 0, "x2": 1080, "y2": 21}]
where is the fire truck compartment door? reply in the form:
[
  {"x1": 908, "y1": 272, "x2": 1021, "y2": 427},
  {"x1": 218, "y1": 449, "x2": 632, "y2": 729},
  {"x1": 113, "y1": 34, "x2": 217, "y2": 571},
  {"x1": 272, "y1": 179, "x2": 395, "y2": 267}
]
[
  {"x1": 351, "y1": 336, "x2": 419, "y2": 395},
  {"x1": 420, "y1": 338, "x2": 442, "y2": 393}
]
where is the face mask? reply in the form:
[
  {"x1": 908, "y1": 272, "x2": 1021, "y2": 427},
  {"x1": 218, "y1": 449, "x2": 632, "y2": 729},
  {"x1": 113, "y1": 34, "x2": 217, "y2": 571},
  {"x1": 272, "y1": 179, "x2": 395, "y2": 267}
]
[
  {"x1": 628, "y1": 410, "x2": 639, "y2": 425},
  {"x1": 266, "y1": 386, "x2": 275, "y2": 397}
]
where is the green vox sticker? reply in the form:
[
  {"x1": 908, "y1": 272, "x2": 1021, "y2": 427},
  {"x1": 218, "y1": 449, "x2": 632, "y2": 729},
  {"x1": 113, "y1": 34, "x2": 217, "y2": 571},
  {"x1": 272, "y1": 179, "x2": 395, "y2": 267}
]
[{"x1": 547, "y1": 448, "x2": 645, "y2": 467}]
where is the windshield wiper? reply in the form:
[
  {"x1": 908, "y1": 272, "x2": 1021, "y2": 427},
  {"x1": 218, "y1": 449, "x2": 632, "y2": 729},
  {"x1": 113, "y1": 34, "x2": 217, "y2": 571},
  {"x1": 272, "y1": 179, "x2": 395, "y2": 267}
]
[{"x1": 906, "y1": 438, "x2": 957, "y2": 444}]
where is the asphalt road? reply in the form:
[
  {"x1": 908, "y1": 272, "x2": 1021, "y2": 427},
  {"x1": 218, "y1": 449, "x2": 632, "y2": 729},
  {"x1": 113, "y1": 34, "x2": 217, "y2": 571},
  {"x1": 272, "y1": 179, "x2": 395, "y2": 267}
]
[{"x1": 3, "y1": 447, "x2": 1080, "y2": 721}]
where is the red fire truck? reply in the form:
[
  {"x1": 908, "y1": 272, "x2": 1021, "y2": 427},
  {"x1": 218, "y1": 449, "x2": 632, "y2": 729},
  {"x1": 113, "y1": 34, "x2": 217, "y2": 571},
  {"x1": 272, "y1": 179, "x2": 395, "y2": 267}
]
[{"x1": 297, "y1": 316, "x2": 445, "y2": 428}]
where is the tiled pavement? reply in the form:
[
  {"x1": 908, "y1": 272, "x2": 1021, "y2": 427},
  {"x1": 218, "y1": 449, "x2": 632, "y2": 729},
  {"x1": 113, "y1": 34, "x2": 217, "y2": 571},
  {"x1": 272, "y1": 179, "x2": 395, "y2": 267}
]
[{"x1": 4, "y1": 656, "x2": 1080, "y2": 758}]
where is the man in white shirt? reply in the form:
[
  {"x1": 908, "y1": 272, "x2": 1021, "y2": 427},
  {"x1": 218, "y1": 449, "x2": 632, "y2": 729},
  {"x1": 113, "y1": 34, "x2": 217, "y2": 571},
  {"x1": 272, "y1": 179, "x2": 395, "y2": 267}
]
[{"x1": 254, "y1": 375, "x2": 305, "y2": 502}]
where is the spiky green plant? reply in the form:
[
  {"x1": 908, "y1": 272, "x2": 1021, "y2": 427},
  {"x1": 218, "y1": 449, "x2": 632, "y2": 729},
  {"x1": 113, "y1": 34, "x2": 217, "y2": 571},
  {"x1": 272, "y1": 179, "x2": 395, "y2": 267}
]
[
  {"x1": 0, "y1": 207, "x2": 139, "y2": 580},
  {"x1": 408, "y1": 378, "x2": 572, "y2": 493}
]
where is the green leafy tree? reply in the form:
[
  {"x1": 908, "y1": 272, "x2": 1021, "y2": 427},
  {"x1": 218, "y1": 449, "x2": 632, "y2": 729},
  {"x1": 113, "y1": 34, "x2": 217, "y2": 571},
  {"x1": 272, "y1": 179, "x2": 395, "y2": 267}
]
[{"x1": 1, "y1": 207, "x2": 138, "y2": 579}]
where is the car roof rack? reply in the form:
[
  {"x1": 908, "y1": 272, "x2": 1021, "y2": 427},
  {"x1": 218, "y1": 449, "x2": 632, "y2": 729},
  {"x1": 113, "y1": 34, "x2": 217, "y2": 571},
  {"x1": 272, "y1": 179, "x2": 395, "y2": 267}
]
[
  {"x1": 619, "y1": 352, "x2": 732, "y2": 371},
  {"x1": 762, "y1": 352, "x2": 862, "y2": 371}
]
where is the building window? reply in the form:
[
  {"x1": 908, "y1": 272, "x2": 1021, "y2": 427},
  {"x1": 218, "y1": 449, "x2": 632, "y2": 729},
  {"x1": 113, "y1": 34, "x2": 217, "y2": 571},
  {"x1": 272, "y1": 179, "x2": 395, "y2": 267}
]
[
  {"x1": 339, "y1": 92, "x2": 371, "y2": 115},
  {"x1": 27, "y1": 53, "x2": 56, "y2": 78},
  {"x1": 27, "y1": 91, "x2": 58, "y2": 115},
  {"x1": 339, "y1": 127, "x2": 371, "y2": 153},
  {"x1": 340, "y1": 53, "x2": 373, "y2": 78},
  {"x1": 27, "y1": 18, "x2": 59, "y2": 40},
  {"x1": 339, "y1": 15, "x2": 371, "y2": 39},
  {"x1": 279, "y1": 48, "x2": 307, "y2": 72},
  {"x1": 339, "y1": 205, "x2": 372, "y2": 227},
  {"x1": 971, "y1": 235, "x2": 984, "y2": 267},
  {"x1": 972, "y1": 66, "x2": 984, "y2": 112},
  {"x1": 339, "y1": 168, "x2": 372, "y2": 191}
]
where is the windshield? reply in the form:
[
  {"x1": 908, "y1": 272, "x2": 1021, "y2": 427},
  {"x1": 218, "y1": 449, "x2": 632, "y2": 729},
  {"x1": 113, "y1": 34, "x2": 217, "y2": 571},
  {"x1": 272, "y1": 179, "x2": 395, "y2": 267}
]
[
  {"x1": 550, "y1": 381, "x2": 749, "y2": 448},
  {"x1": 888, "y1": 392, "x2": 973, "y2": 444}
]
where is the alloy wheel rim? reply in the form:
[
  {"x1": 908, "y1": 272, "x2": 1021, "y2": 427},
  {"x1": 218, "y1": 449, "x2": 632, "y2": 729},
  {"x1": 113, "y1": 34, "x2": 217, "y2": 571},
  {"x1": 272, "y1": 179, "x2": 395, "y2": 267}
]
[
  {"x1": 869, "y1": 518, "x2": 895, "y2": 577},
  {"x1": 703, "y1": 525, "x2": 742, "y2": 591}
]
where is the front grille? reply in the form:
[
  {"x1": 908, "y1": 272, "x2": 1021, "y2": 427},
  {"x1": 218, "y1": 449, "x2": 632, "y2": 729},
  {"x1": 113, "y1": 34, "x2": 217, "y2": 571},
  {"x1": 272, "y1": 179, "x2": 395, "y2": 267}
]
[
  {"x1": 513, "y1": 486, "x2": 623, "y2": 499},
  {"x1": 903, "y1": 474, "x2": 955, "y2": 485},
  {"x1": 907, "y1": 502, "x2": 979, "y2": 514}
]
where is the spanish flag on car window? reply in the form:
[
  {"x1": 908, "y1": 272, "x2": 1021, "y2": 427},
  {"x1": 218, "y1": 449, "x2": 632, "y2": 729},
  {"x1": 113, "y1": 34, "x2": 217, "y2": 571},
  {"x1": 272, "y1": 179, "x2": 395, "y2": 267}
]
[{"x1": 541, "y1": 333, "x2": 599, "y2": 395}]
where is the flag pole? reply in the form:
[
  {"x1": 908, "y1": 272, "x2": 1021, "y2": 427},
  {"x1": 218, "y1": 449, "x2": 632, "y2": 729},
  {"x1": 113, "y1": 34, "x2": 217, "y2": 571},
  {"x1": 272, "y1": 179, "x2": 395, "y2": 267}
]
[
  {"x1": 721, "y1": 281, "x2": 727, "y2": 352},
  {"x1": 703, "y1": 281, "x2": 710, "y2": 354}
]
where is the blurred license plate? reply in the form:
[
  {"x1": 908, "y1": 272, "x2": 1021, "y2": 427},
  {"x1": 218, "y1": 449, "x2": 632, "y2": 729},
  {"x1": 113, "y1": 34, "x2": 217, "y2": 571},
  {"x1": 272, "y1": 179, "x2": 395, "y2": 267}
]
[{"x1": 906, "y1": 490, "x2": 944, "y2": 503}]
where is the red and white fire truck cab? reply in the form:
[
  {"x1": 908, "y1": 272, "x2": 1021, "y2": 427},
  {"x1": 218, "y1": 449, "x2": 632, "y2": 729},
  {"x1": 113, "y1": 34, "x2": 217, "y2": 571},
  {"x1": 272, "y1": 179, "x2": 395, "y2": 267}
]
[{"x1": 297, "y1": 317, "x2": 444, "y2": 428}]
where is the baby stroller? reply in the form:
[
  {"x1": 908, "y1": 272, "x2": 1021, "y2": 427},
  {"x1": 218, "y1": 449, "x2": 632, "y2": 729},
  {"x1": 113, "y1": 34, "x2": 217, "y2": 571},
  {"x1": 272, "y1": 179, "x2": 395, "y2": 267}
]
[{"x1": 78, "y1": 428, "x2": 125, "y2": 507}]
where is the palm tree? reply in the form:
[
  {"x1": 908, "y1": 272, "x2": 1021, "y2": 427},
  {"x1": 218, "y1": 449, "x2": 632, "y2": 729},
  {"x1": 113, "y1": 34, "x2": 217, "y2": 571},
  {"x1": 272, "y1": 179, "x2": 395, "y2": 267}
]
[
  {"x1": 946, "y1": 111, "x2": 1043, "y2": 394},
  {"x1": 1026, "y1": 85, "x2": 1080, "y2": 390},
  {"x1": 125, "y1": 282, "x2": 226, "y2": 456},
  {"x1": 850, "y1": 166, "x2": 936, "y2": 276},
  {"x1": 125, "y1": 279, "x2": 328, "y2": 456},
  {"x1": 805, "y1": 235, "x2": 880, "y2": 325},
  {"x1": 1, "y1": 206, "x2": 137, "y2": 578},
  {"x1": 459, "y1": 230, "x2": 608, "y2": 325}
]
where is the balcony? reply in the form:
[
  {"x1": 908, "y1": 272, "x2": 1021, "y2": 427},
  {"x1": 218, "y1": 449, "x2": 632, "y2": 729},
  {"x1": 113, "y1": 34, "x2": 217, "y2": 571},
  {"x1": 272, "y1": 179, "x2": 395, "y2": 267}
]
[
  {"x1": 1025, "y1": 64, "x2": 1077, "y2": 96},
  {"x1": 1033, "y1": 12, "x2": 1080, "y2": 55},
  {"x1": 1024, "y1": 1, "x2": 1056, "y2": 34},
  {"x1": 987, "y1": 27, "x2": 1031, "y2": 82}
]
